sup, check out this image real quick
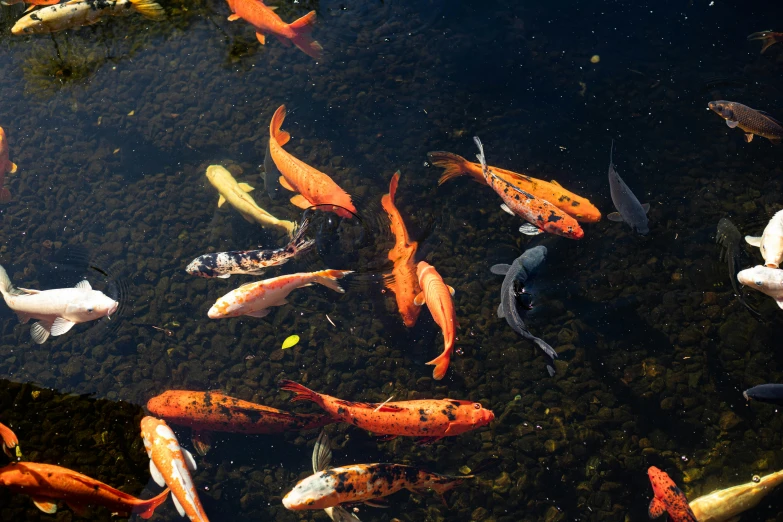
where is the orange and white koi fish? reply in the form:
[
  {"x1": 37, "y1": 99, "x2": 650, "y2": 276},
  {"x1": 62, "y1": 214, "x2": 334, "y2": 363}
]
[
  {"x1": 268, "y1": 105, "x2": 356, "y2": 219},
  {"x1": 0, "y1": 127, "x2": 17, "y2": 204},
  {"x1": 280, "y1": 380, "x2": 493, "y2": 443},
  {"x1": 140, "y1": 416, "x2": 209, "y2": 522},
  {"x1": 0, "y1": 422, "x2": 18, "y2": 458},
  {"x1": 647, "y1": 466, "x2": 697, "y2": 522},
  {"x1": 207, "y1": 269, "x2": 353, "y2": 319},
  {"x1": 473, "y1": 137, "x2": 584, "y2": 239},
  {"x1": 690, "y1": 468, "x2": 783, "y2": 522},
  {"x1": 283, "y1": 462, "x2": 468, "y2": 510},
  {"x1": 380, "y1": 171, "x2": 421, "y2": 327},
  {"x1": 414, "y1": 261, "x2": 457, "y2": 380},
  {"x1": 748, "y1": 31, "x2": 783, "y2": 54},
  {"x1": 428, "y1": 150, "x2": 601, "y2": 222},
  {"x1": 146, "y1": 390, "x2": 334, "y2": 455},
  {"x1": 11, "y1": 0, "x2": 163, "y2": 35},
  {"x1": 0, "y1": 461, "x2": 169, "y2": 518},
  {"x1": 225, "y1": 0, "x2": 322, "y2": 58}
]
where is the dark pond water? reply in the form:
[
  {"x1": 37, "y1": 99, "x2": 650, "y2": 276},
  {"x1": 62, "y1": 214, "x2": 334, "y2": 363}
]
[{"x1": 1, "y1": 0, "x2": 783, "y2": 520}]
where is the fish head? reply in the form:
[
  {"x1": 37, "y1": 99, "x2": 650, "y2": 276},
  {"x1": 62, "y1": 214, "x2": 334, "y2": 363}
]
[
  {"x1": 146, "y1": 391, "x2": 177, "y2": 417},
  {"x1": 207, "y1": 296, "x2": 240, "y2": 319},
  {"x1": 11, "y1": 16, "x2": 44, "y2": 36},
  {"x1": 737, "y1": 265, "x2": 781, "y2": 293},
  {"x1": 760, "y1": 234, "x2": 783, "y2": 269},
  {"x1": 708, "y1": 100, "x2": 735, "y2": 121},
  {"x1": 634, "y1": 222, "x2": 650, "y2": 235},
  {"x1": 65, "y1": 290, "x2": 118, "y2": 322},
  {"x1": 468, "y1": 402, "x2": 495, "y2": 427},
  {"x1": 205, "y1": 165, "x2": 233, "y2": 188},
  {"x1": 415, "y1": 261, "x2": 433, "y2": 281},
  {"x1": 647, "y1": 466, "x2": 673, "y2": 499},
  {"x1": 282, "y1": 471, "x2": 340, "y2": 510},
  {"x1": 140, "y1": 416, "x2": 164, "y2": 452},
  {"x1": 185, "y1": 257, "x2": 214, "y2": 278}
]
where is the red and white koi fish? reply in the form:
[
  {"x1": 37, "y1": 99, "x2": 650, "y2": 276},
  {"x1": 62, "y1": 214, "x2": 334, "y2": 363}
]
[
  {"x1": 140, "y1": 416, "x2": 210, "y2": 522},
  {"x1": 647, "y1": 466, "x2": 697, "y2": 522}
]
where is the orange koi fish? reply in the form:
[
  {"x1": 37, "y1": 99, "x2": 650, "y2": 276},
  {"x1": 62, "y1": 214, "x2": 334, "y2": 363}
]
[
  {"x1": 146, "y1": 390, "x2": 335, "y2": 455},
  {"x1": 0, "y1": 461, "x2": 169, "y2": 518},
  {"x1": 748, "y1": 31, "x2": 783, "y2": 54},
  {"x1": 268, "y1": 105, "x2": 356, "y2": 219},
  {"x1": 225, "y1": 0, "x2": 322, "y2": 58},
  {"x1": 473, "y1": 137, "x2": 584, "y2": 239},
  {"x1": 1, "y1": 0, "x2": 58, "y2": 11},
  {"x1": 279, "y1": 380, "x2": 493, "y2": 443},
  {"x1": 380, "y1": 171, "x2": 421, "y2": 327},
  {"x1": 0, "y1": 421, "x2": 18, "y2": 458},
  {"x1": 140, "y1": 417, "x2": 210, "y2": 522},
  {"x1": 283, "y1": 462, "x2": 468, "y2": 510},
  {"x1": 647, "y1": 466, "x2": 697, "y2": 522},
  {"x1": 428, "y1": 150, "x2": 601, "y2": 222},
  {"x1": 207, "y1": 269, "x2": 353, "y2": 319},
  {"x1": 414, "y1": 261, "x2": 457, "y2": 380},
  {"x1": 0, "y1": 127, "x2": 17, "y2": 204}
]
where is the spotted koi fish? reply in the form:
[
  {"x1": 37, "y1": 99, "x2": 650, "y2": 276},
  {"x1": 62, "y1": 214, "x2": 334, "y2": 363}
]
[
  {"x1": 0, "y1": 421, "x2": 18, "y2": 458},
  {"x1": 0, "y1": 461, "x2": 169, "y2": 518},
  {"x1": 11, "y1": 0, "x2": 164, "y2": 35},
  {"x1": 185, "y1": 218, "x2": 314, "y2": 278},
  {"x1": 428, "y1": 150, "x2": 601, "y2": 222},
  {"x1": 283, "y1": 462, "x2": 469, "y2": 510},
  {"x1": 414, "y1": 261, "x2": 457, "y2": 380},
  {"x1": 380, "y1": 171, "x2": 421, "y2": 328},
  {"x1": 473, "y1": 137, "x2": 584, "y2": 239},
  {"x1": 279, "y1": 380, "x2": 494, "y2": 443},
  {"x1": 146, "y1": 390, "x2": 335, "y2": 455},
  {"x1": 647, "y1": 466, "x2": 697, "y2": 522},
  {"x1": 140, "y1": 416, "x2": 210, "y2": 522}
]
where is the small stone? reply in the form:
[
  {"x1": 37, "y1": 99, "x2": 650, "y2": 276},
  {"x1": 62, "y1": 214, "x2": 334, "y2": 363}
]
[{"x1": 719, "y1": 411, "x2": 742, "y2": 431}]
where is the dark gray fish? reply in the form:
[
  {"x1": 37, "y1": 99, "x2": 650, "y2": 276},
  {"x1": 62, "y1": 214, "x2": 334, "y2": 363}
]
[
  {"x1": 263, "y1": 142, "x2": 282, "y2": 200},
  {"x1": 743, "y1": 384, "x2": 783, "y2": 405},
  {"x1": 716, "y1": 217, "x2": 761, "y2": 317},
  {"x1": 185, "y1": 218, "x2": 314, "y2": 278},
  {"x1": 606, "y1": 141, "x2": 650, "y2": 235},
  {"x1": 490, "y1": 246, "x2": 556, "y2": 376}
]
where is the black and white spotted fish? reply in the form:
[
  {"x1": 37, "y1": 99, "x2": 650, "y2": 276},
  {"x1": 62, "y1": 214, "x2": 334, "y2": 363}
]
[
  {"x1": 186, "y1": 219, "x2": 314, "y2": 279},
  {"x1": 11, "y1": 0, "x2": 164, "y2": 35}
]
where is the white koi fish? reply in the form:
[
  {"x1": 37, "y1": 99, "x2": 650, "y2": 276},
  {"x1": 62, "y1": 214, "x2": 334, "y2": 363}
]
[
  {"x1": 745, "y1": 209, "x2": 783, "y2": 268},
  {"x1": 0, "y1": 264, "x2": 118, "y2": 344},
  {"x1": 140, "y1": 417, "x2": 209, "y2": 522},
  {"x1": 737, "y1": 265, "x2": 783, "y2": 309},
  {"x1": 11, "y1": 0, "x2": 164, "y2": 35},
  {"x1": 690, "y1": 469, "x2": 783, "y2": 522}
]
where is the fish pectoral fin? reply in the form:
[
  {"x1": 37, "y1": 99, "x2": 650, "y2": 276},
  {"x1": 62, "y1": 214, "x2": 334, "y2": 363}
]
[
  {"x1": 447, "y1": 285, "x2": 455, "y2": 296},
  {"x1": 22, "y1": 5, "x2": 35, "y2": 13},
  {"x1": 290, "y1": 194, "x2": 312, "y2": 209},
  {"x1": 746, "y1": 235, "x2": 762, "y2": 247},
  {"x1": 497, "y1": 303, "x2": 505, "y2": 318},
  {"x1": 50, "y1": 317, "x2": 76, "y2": 337},
  {"x1": 30, "y1": 321, "x2": 52, "y2": 344},
  {"x1": 65, "y1": 500, "x2": 89, "y2": 517},
  {"x1": 217, "y1": 195, "x2": 226, "y2": 207},
  {"x1": 648, "y1": 498, "x2": 666, "y2": 519},
  {"x1": 641, "y1": 203, "x2": 650, "y2": 213},
  {"x1": 227, "y1": 13, "x2": 241, "y2": 21},
  {"x1": 726, "y1": 119, "x2": 740, "y2": 128},
  {"x1": 149, "y1": 459, "x2": 166, "y2": 487},
  {"x1": 745, "y1": 133, "x2": 754, "y2": 143},
  {"x1": 15, "y1": 312, "x2": 31, "y2": 324},
  {"x1": 8, "y1": 162, "x2": 17, "y2": 174},
  {"x1": 32, "y1": 497, "x2": 58, "y2": 514},
  {"x1": 490, "y1": 263, "x2": 511, "y2": 275},
  {"x1": 499, "y1": 203, "x2": 514, "y2": 216},
  {"x1": 362, "y1": 498, "x2": 390, "y2": 508},
  {"x1": 278, "y1": 176, "x2": 296, "y2": 191},
  {"x1": 237, "y1": 182, "x2": 254, "y2": 192},
  {"x1": 181, "y1": 448, "x2": 198, "y2": 471},
  {"x1": 607, "y1": 212, "x2": 624, "y2": 222},
  {"x1": 75, "y1": 280, "x2": 91, "y2": 290},
  {"x1": 192, "y1": 431, "x2": 213, "y2": 456},
  {"x1": 549, "y1": 179, "x2": 562, "y2": 187},
  {"x1": 519, "y1": 224, "x2": 543, "y2": 236},
  {"x1": 16, "y1": 287, "x2": 40, "y2": 294},
  {"x1": 413, "y1": 292, "x2": 425, "y2": 306},
  {"x1": 171, "y1": 493, "x2": 186, "y2": 517},
  {"x1": 775, "y1": 298, "x2": 783, "y2": 310},
  {"x1": 255, "y1": 32, "x2": 266, "y2": 45},
  {"x1": 375, "y1": 434, "x2": 398, "y2": 441},
  {"x1": 769, "y1": 137, "x2": 782, "y2": 146},
  {"x1": 217, "y1": 273, "x2": 231, "y2": 279},
  {"x1": 415, "y1": 436, "x2": 441, "y2": 445},
  {"x1": 245, "y1": 309, "x2": 271, "y2": 318}
]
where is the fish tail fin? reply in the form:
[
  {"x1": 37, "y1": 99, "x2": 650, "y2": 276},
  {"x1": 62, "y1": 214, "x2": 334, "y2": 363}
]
[
  {"x1": 0, "y1": 187, "x2": 11, "y2": 204},
  {"x1": 426, "y1": 349, "x2": 452, "y2": 380},
  {"x1": 289, "y1": 11, "x2": 323, "y2": 59},
  {"x1": 270, "y1": 105, "x2": 291, "y2": 145},
  {"x1": 427, "y1": 151, "x2": 475, "y2": 185},
  {"x1": 129, "y1": 0, "x2": 165, "y2": 20},
  {"x1": 279, "y1": 380, "x2": 321, "y2": 404},
  {"x1": 312, "y1": 269, "x2": 354, "y2": 293},
  {"x1": 287, "y1": 217, "x2": 316, "y2": 253},
  {"x1": 425, "y1": 476, "x2": 465, "y2": 506},
  {"x1": 388, "y1": 170, "x2": 401, "y2": 200},
  {"x1": 137, "y1": 488, "x2": 170, "y2": 519}
]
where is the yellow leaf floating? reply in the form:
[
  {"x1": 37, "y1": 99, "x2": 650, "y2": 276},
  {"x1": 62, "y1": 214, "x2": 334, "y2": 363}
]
[
  {"x1": 281, "y1": 335, "x2": 300, "y2": 350},
  {"x1": 14, "y1": 445, "x2": 22, "y2": 458},
  {"x1": 459, "y1": 465, "x2": 472, "y2": 475}
]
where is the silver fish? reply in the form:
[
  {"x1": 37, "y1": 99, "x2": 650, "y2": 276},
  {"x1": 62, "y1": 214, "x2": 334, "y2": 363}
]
[
  {"x1": 606, "y1": 141, "x2": 650, "y2": 234},
  {"x1": 490, "y1": 246, "x2": 556, "y2": 376},
  {"x1": 716, "y1": 218, "x2": 760, "y2": 317}
]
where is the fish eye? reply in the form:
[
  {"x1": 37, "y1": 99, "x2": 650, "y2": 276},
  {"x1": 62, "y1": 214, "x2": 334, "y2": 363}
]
[
  {"x1": 756, "y1": 280, "x2": 763, "y2": 286},
  {"x1": 87, "y1": 308, "x2": 94, "y2": 313},
  {"x1": 473, "y1": 403, "x2": 481, "y2": 409}
]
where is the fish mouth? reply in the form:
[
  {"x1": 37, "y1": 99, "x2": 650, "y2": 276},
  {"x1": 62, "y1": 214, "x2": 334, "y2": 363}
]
[{"x1": 107, "y1": 301, "x2": 119, "y2": 319}]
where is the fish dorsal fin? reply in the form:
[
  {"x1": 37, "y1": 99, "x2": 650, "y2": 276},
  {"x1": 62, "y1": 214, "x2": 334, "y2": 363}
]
[
  {"x1": 171, "y1": 493, "x2": 186, "y2": 517},
  {"x1": 550, "y1": 180, "x2": 562, "y2": 187},
  {"x1": 32, "y1": 497, "x2": 57, "y2": 514},
  {"x1": 217, "y1": 195, "x2": 226, "y2": 208},
  {"x1": 181, "y1": 448, "x2": 198, "y2": 471},
  {"x1": 757, "y1": 110, "x2": 783, "y2": 125},
  {"x1": 648, "y1": 498, "x2": 666, "y2": 518},
  {"x1": 237, "y1": 182, "x2": 254, "y2": 193},
  {"x1": 490, "y1": 264, "x2": 511, "y2": 275},
  {"x1": 149, "y1": 459, "x2": 166, "y2": 487},
  {"x1": 447, "y1": 285, "x2": 455, "y2": 296},
  {"x1": 50, "y1": 317, "x2": 76, "y2": 337},
  {"x1": 227, "y1": 13, "x2": 241, "y2": 21},
  {"x1": 746, "y1": 235, "x2": 762, "y2": 247},
  {"x1": 30, "y1": 321, "x2": 51, "y2": 344},
  {"x1": 75, "y1": 280, "x2": 91, "y2": 290},
  {"x1": 413, "y1": 292, "x2": 425, "y2": 306},
  {"x1": 642, "y1": 203, "x2": 650, "y2": 213}
]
